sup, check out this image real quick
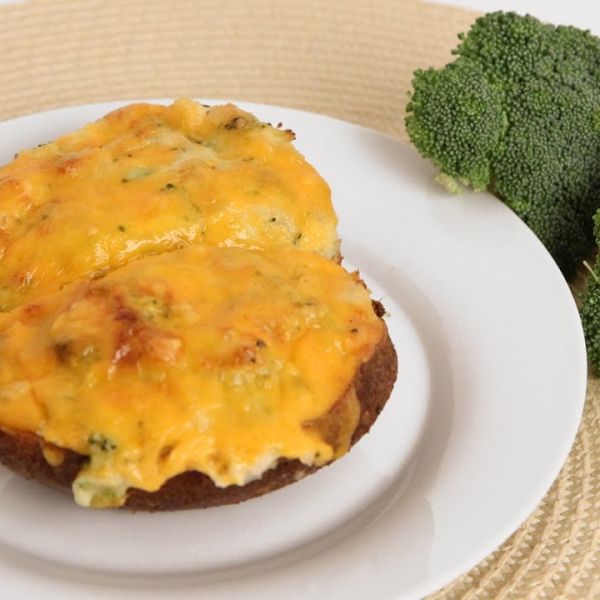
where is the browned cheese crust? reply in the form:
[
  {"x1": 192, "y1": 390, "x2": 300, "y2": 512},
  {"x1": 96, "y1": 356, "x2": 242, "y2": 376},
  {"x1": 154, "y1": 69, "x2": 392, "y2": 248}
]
[{"x1": 0, "y1": 311, "x2": 396, "y2": 511}]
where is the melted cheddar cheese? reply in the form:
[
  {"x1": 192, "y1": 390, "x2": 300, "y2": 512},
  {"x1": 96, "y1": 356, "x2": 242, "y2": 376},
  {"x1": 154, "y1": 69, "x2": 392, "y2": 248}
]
[
  {"x1": 0, "y1": 98, "x2": 339, "y2": 311},
  {"x1": 0, "y1": 245, "x2": 383, "y2": 508}
]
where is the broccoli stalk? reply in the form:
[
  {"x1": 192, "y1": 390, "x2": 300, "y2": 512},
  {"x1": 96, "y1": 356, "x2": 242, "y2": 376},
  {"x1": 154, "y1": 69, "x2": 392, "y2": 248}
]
[
  {"x1": 405, "y1": 11, "x2": 600, "y2": 280},
  {"x1": 580, "y1": 267, "x2": 600, "y2": 371},
  {"x1": 579, "y1": 212, "x2": 600, "y2": 372}
]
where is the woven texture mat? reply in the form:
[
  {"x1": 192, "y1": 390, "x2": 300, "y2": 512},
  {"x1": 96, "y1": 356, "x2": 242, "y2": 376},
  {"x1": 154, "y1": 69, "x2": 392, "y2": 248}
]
[{"x1": 0, "y1": 0, "x2": 598, "y2": 597}]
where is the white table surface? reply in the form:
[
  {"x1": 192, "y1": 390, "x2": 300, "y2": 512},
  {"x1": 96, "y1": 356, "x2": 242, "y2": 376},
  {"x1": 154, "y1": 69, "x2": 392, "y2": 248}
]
[{"x1": 430, "y1": 0, "x2": 600, "y2": 33}]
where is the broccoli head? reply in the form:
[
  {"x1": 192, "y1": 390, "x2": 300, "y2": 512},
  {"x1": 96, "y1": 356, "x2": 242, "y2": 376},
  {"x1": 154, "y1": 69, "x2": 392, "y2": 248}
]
[
  {"x1": 580, "y1": 210, "x2": 600, "y2": 373},
  {"x1": 405, "y1": 11, "x2": 600, "y2": 279},
  {"x1": 405, "y1": 60, "x2": 507, "y2": 192},
  {"x1": 580, "y1": 263, "x2": 600, "y2": 373}
]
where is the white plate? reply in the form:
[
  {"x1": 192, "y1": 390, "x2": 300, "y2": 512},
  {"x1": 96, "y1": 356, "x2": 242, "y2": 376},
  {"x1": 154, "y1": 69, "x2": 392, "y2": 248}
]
[{"x1": 0, "y1": 101, "x2": 587, "y2": 599}]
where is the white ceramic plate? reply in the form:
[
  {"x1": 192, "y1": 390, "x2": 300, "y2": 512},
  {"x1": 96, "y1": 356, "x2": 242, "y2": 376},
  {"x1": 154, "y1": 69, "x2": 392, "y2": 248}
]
[{"x1": 0, "y1": 101, "x2": 587, "y2": 599}]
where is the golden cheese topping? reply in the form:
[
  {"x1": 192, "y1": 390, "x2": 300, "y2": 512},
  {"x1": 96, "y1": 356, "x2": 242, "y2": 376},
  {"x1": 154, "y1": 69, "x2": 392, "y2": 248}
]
[
  {"x1": 0, "y1": 98, "x2": 339, "y2": 311},
  {"x1": 0, "y1": 245, "x2": 383, "y2": 508}
]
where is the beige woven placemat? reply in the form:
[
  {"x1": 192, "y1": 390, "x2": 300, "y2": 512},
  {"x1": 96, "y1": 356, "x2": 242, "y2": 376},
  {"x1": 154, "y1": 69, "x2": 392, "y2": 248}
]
[{"x1": 0, "y1": 0, "x2": 597, "y2": 597}]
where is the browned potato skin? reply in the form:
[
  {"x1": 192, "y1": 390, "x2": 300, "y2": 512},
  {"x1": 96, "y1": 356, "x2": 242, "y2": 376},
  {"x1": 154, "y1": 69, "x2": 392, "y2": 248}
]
[{"x1": 0, "y1": 310, "x2": 397, "y2": 512}]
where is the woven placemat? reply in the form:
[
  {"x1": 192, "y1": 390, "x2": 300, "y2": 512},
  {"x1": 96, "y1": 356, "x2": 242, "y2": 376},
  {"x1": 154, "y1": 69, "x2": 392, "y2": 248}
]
[{"x1": 0, "y1": 0, "x2": 597, "y2": 597}]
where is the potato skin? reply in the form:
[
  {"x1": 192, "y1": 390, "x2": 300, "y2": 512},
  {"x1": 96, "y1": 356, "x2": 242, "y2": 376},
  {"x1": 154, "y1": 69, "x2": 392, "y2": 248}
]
[{"x1": 0, "y1": 314, "x2": 397, "y2": 512}]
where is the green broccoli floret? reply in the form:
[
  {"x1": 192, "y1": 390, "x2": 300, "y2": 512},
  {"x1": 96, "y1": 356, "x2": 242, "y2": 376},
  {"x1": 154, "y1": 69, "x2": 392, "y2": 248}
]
[
  {"x1": 580, "y1": 265, "x2": 600, "y2": 372},
  {"x1": 405, "y1": 61, "x2": 507, "y2": 192},
  {"x1": 580, "y1": 210, "x2": 600, "y2": 372},
  {"x1": 405, "y1": 11, "x2": 600, "y2": 279}
]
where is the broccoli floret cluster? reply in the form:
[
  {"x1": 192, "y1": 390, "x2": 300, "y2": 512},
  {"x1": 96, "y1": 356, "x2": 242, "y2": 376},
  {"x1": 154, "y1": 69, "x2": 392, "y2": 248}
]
[
  {"x1": 405, "y1": 11, "x2": 600, "y2": 280},
  {"x1": 579, "y1": 211, "x2": 600, "y2": 371},
  {"x1": 580, "y1": 272, "x2": 600, "y2": 372}
]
